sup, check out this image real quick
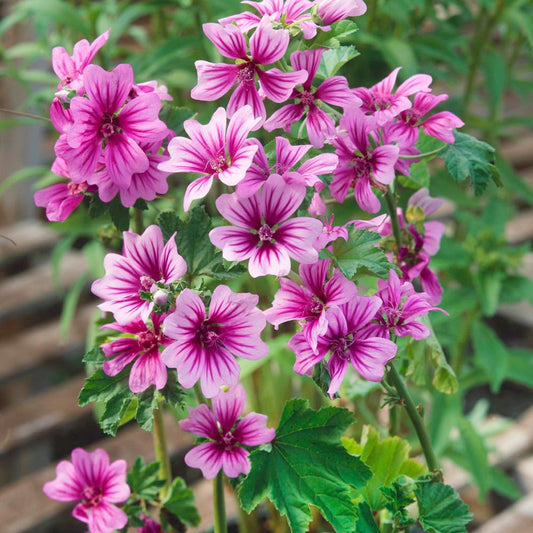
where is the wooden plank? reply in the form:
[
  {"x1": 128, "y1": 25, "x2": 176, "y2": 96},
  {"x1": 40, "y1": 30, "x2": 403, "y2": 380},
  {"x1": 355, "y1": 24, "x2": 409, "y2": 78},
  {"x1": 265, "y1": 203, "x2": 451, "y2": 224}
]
[
  {"x1": 0, "y1": 220, "x2": 58, "y2": 264},
  {"x1": 0, "y1": 412, "x2": 194, "y2": 533},
  {"x1": 0, "y1": 303, "x2": 94, "y2": 384}
]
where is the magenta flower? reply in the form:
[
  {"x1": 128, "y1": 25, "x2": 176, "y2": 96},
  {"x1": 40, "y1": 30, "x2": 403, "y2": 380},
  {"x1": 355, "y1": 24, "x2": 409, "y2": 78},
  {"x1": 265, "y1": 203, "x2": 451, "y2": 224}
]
[
  {"x1": 180, "y1": 385, "x2": 275, "y2": 479},
  {"x1": 317, "y1": 0, "x2": 367, "y2": 25},
  {"x1": 236, "y1": 135, "x2": 338, "y2": 197},
  {"x1": 158, "y1": 106, "x2": 259, "y2": 211},
  {"x1": 219, "y1": 0, "x2": 318, "y2": 38},
  {"x1": 52, "y1": 30, "x2": 109, "y2": 93},
  {"x1": 264, "y1": 48, "x2": 358, "y2": 147},
  {"x1": 101, "y1": 313, "x2": 171, "y2": 393},
  {"x1": 91, "y1": 225, "x2": 187, "y2": 325},
  {"x1": 353, "y1": 67, "x2": 432, "y2": 126},
  {"x1": 366, "y1": 269, "x2": 446, "y2": 340},
  {"x1": 289, "y1": 296, "x2": 397, "y2": 397},
  {"x1": 265, "y1": 258, "x2": 358, "y2": 351},
  {"x1": 191, "y1": 17, "x2": 307, "y2": 124},
  {"x1": 138, "y1": 515, "x2": 162, "y2": 533},
  {"x1": 209, "y1": 174, "x2": 323, "y2": 277},
  {"x1": 331, "y1": 108, "x2": 399, "y2": 213},
  {"x1": 43, "y1": 448, "x2": 130, "y2": 533},
  {"x1": 63, "y1": 64, "x2": 167, "y2": 189},
  {"x1": 313, "y1": 214, "x2": 349, "y2": 251},
  {"x1": 162, "y1": 285, "x2": 268, "y2": 398}
]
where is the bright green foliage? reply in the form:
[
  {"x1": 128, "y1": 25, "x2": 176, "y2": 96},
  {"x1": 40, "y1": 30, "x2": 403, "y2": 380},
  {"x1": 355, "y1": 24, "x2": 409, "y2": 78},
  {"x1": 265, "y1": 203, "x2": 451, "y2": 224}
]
[
  {"x1": 316, "y1": 45, "x2": 360, "y2": 78},
  {"x1": 343, "y1": 426, "x2": 426, "y2": 510},
  {"x1": 161, "y1": 477, "x2": 201, "y2": 528},
  {"x1": 355, "y1": 501, "x2": 382, "y2": 533},
  {"x1": 381, "y1": 477, "x2": 416, "y2": 530},
  {"x1": 239, "y1": 399, "x2": 371, "y2": 533},
  {"x1": 79, "y1": 348, "x2": 186, "y2": 436},
  {"x1": 415, "y1": 476, "x2": 473, "y2": 533},
  {"x1": 127, "y1": 457, "x2": 166, "y2": 501},
  {"x1": 472, "y1": 321, "x2": 508, "y2": 393},
  {"x1": 321, "y1": 226, "x2": 393, "y2": 279},
  {"x1": 158, "y1": 104, "x2": 194, "y2": 137},
  {"x1": 442, "y1": 132, "x2": 501, "y2": 195}
]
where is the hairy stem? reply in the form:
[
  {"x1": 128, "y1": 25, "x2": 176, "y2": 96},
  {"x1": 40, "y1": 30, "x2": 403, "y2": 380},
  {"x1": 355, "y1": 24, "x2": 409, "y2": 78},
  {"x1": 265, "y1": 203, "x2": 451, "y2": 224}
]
[
  {"x1": 383, "y1": 189, "x2": 402, "y2": 250},
  {"x1": 153, "y1": 403, "x2": 172, "y2": 499},
  {"x1": 0, "y1": 107, "x2": 51, "y2": 122},
  {"x1": 388, "y1": 363, "x2": 439, "y2": 471},
  {"x1": 133, "y1": 207, "x2": 144, "y2": 234},
  {"x1": 214, "y1": 471, "x2": 228, "y2": 533}
]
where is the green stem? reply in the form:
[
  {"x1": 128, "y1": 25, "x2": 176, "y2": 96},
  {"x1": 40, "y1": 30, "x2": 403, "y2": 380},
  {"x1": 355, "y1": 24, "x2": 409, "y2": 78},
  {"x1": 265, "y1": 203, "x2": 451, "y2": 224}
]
[
  {"x1": 383, "y1": 189, "x2": 402, "y2": 250},
  {"x1": 214, "y1": 471, "x2": 228, "y2": 533},
  {"x1": 387, "y1": 363, "x2": 439, "y2": 472},
  {"x1": 389, "y1": 404, "x2": 400, "y2": 436},
  {"x1": 0, "y1": 107, "x2": 51, "y2": 122},
  {"x1": 398, "y1": 145, "x2": 446, "y2": 160},
  {"x1": 463, "y1": 0, "x2": 505, "y2": 115},
  {"x1": 133, "y1": 208, "x2": 144, "y2": 234},
  {"x1": 153, "y1": 403, "x2": 172, "y2": 499}
]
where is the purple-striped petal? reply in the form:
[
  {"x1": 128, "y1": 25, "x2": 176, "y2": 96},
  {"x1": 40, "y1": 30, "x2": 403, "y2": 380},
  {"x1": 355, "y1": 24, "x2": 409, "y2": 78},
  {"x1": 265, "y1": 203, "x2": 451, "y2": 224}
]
[
  {"x1": 260, "y1": 174, "x2": 306, "y2": 226},
  {"x1": 203, "y1": 22, "x2": 248, "y2": 59},
  {"x1": 250, "y1": 17, "x2": 290, "y2": 64},
  {"x1": 234, "y1": 412, "x2": 275, "y2": 445},
  {"x1": 180, "y1": 404, "x2": 219, "y2": 440},
  {"x1": 191, "y1": 61, "x2": 239, "y2": 101},
  {"x1": 215, "y1": 191, "x2": 262, "y2": 229},
  {"x1": 212, "y1": 385, "x2": 245, "y2": 433},
  {"x1": 184, "y1": 442, "x2": 223, "y2": 480},
  {"x1": 275, "y1": 217, "x2": 323, "y2": 264},
  {"x1": 209, "y1": 226, "x2": 258, "y2": 262},
  {"x1": 257, "y1": 68, "x2": 307, "y2": 103}
]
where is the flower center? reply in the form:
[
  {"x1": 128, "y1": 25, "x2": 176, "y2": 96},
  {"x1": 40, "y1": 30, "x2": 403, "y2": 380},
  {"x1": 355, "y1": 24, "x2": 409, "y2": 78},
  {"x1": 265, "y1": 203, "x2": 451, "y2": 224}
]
[
  {"x1": 100, "y1": 113, "x2": 120, "y2": 138},
  {"x1": 220, "y1": 431, "x2": 237, "y2": 450},
  {"x1": 198, "y1": 322, "x2": 220, "y2": 347},
  {"x1": 308, "y1": 297, "x2": 324, "y2": 316},
  {"x1": 258, "y1": 224, "x2": 274, "y2": 242},
  {"x1": 237, "y1": 62, "x2": 256, "y2": 85},
  {"x1": 67, "y1": 181, "x2": 86, "y2": 195},
  {"x1": 351, "y1": 155, "x2": 372, "y2": 181},
  {"x1": 374, "y1": 96, "x2": 392, "y2": 110},
  {"x1": 138, "y1": 329, "x2": 159, "y2": 352},
  {"x1": 330, "y1": 336, "x2": 351, "y2": 359},
  {"x1": 299, "y1": 89, "x2": 315, "y2": 107},
  {"x1": 401, "y1": 109, "x2": 420, "y2": 126},
  {"x1": 82, "y1": 486, "x2": 103, "y2": 507},
  {"x1": 208, "y1": 154, "x2": 228, "y2": 173},
  {"x1": 140, "y1": 275, "x2": 156, "y2": 291}
]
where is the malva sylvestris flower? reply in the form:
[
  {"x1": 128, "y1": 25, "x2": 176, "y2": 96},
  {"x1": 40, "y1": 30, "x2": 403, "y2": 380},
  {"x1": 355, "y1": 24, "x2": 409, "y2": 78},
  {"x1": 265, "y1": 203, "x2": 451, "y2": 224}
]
[
  {"x1": 191, "y1": 16, "x2": 307, "y2": 125},
  {"x1": 210, "y1": 174, "x2": 323, "y2": 277},
  {"x1": 180, "y1": 385, "x2": 275, "y2": 479},
  {"x1": 289, "y1": 296, "x2": 397, "y2": 398},
  {"x1": 159, "y1": 106, "x2": 260, "y2": 211},
  {"x1": 162, "y1": 285, "x2": 268, "y2": 398},
  {"x1": 43, "y1": 448, "x2": 130, "y2": 533},
  {"x1": 101, "y1": 313, "x2": 171, "y2": 393},
  {"x1": 91, "y1": 225, "x2": 187, "y2": 325}
]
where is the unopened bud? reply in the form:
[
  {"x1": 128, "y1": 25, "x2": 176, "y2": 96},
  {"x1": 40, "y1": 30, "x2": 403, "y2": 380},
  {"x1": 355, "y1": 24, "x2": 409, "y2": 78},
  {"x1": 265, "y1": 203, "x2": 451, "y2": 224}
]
[
  {"x1": 406, "y1": 205, "x2": 425, "y2": 224},
  {"x1": 54, "y1": 89, "x2": 70, "y2": 103},
  {"x1": 153, "y1": 289, "x2": 168, "y2": 306}
]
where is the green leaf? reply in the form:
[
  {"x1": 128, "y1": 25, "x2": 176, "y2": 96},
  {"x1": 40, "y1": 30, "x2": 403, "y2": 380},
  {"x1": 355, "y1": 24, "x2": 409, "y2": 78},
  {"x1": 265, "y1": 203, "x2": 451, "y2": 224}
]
[
  {"x1": 330, "y1": 19, "x2": 359, "y2": 42},
  {"x1": 161, "y1": 477, "x2": 201, "y2": 528},
  {"x1": 109, "y1": 196, "x2": 130, "y2": 232},
  {"x1": 487, "y1": 466, "x2": 522, "y2": 500},
  {"x1": 135, "y1": 389, "x2": 160, "y2": 432},
  {"x1": 355, "y1": 501, "x2": 381, "y2": 533},
  {"x1": 415, "y1": 477, "x2": 473, "y2": 533},
  {"x1": 398, "y1": 160, "x2": 430, "y2": 189},
  {"x1": 239, "y1": 399, "x2": 371, "y2": 533},
  {"x1": 506, "y1": 348, "x2": 533, "y2": 388},
  {"x1": 316, "y1": 46, "x2": 360, "y2": 79},
  {"x1": 458, "y1": 418, "x2": 490, "y2": 499},
  {"x1": 442, "y1": 132, "x2": 501, "y2": 195},
  {"x1": 381, "y1": 477, "x2": 416, "y2": 529},
  {"x1": 482, "y1": 51, "x2": 507, "y2": 114},
  {"x1": 159, "y1": 104, "x2": 194, "y2": 137},
  {"x1": 324, "y1": 226, "x2": 393, "y2": 279},
  {"x1": 472, "y1": 321, "x2": 508, "y2": 393},
  {"x1": 127, "y1": 457, "x2": 166, "y2": 501},
  {"x1": 157, "y1": 211, "x2": 180, "y2": 243},
  {"x1": 343, "y1": 426, "x2": 426, "y2": 510},
  {"x1": 60, "y1": 273, "x2": 89, "y2": 341}
]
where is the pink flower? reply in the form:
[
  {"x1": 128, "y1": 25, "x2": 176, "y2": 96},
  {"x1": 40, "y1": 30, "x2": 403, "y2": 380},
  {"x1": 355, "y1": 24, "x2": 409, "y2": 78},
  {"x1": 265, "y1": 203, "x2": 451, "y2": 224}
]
[
  {"x1": 236, "y1": 135, "x2": 338, "y2": 197},
  {"x1": 158, "y1": 106, "x2": 259, "y2": 211},
  {"x1": 209, "y1": 174, "x2": 323, "y2": 277},
  {"x1": 289, "y1": 296, "x2": 397, "y2": 397},
  {"x1": 43, "y1": 448, "x2": 130, "y2": 533},
  {"x1": 63, "y1": 64, "x2": 167, "y2": 189},
  {"x1": 52, "y1": 30, "x2": 110, "y2": 93},
  {"x1": 331, "y1": 108, "x2": 399, "y2": 213},
  {"x1": 191, "y1": 17, "x2": 307, "y2": 124},
  {"x1": 219, "y1": 0, "x2": 318, "y2": 38},
  {"x1": 264, "y1": 48, "x2": 359, "y2": 147},
  {"x1": 265, "y1": 258, "x2": 357, "y2": 351},
  {"x1": 366, "y1": 269, "x2": 446, "y2": 340},
  {"x1": 162, "y1": 286, "x2": 268, "y2": 398},
  {"x1": 180, "y1": 385, "x2": 275, "y2": 479},
  {"x1": 353, "y1": 67, "x2": 432, "y2": 126},
  {"x1": 317, "y1": 0, "x2": 367, "y2": 25},
  {"x1": 313, "y1": 214, "x2": 349, "y2": 251},
  {"x1": 138, "y1": 515, "x2": 162, "y2": 533},
  {"x1": 101, "y1": 313, "x2": 171, "y2": 393},
  {"x1": 91, "y1": 225, "x2": 187, "y2": 325}
]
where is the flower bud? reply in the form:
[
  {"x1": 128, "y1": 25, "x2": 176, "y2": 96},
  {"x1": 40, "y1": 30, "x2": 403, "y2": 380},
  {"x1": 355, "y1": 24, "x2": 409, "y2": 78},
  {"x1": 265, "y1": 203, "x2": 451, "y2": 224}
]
[{"x1": 153, "y1": 289, "x2": 168, "y2": 306}]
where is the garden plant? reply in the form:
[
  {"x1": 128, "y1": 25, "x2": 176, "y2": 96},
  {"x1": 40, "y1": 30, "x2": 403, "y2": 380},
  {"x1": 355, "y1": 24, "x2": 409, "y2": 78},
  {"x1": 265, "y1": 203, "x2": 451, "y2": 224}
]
[{"x1": 2, "y1": 0, "x2": 533, "y2": 532}]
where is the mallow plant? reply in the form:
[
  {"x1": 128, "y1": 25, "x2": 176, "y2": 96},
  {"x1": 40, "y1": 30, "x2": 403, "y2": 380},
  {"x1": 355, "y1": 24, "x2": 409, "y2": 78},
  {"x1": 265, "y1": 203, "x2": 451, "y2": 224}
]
[{"x1": 32, "y1": 1, "x2": 505, "y2": 531}]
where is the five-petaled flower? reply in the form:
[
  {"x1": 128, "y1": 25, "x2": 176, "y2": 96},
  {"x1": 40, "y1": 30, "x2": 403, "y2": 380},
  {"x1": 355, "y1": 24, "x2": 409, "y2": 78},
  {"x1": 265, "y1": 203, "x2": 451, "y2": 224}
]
[
  {"x1": 43, "y1": 448, "x2": 130, "y2": 533},
  {"x1": 180, "y1": 385, "x2": 275, "y2": 479}
]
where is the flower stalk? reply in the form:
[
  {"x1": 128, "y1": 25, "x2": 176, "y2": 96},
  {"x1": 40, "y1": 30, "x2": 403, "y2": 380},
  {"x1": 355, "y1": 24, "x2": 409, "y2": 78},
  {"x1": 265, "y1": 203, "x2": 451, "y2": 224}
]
[
  {"x1": 214, "y1": 471, "x2": 228, "y2": 533},
  {"x1": 152, "y1": 401, "x2": 172, "y2": 499}
]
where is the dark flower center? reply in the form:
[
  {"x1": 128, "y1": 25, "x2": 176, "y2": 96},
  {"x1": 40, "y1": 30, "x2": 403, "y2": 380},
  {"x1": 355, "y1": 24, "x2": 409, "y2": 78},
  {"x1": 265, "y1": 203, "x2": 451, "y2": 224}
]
[
  {"x1": 308, "y1": 297, "x2": 324, "y2": 316},
  {"x1": 82, "y1": 486, "x2": 103, "y2": 507},
  {"x1": 220, "y1": 431, "x2": 237, "y2": 450},
  {"x1": 258, "y1": 224, "x2": 274, "y2": 242},
  {"x1": 374, "y1": 96, "x2": 392, "y2": 110},
  {"x1": 198, "y1": 322, "x2": 220, "y2": 347},
  {"x1": 67, "y1": 182, "x2": 86, "y2": 195},
  {"x1": 208, "y1": 154, "x2": 228, "y2": 173},
  {"x1": 100, "y1": 113, "x2": 120, "y2": 138},
  {"x1": 401, "y1": 109, "x2": 420, "y2": 126},
  {"x1": 138, "y1": 329, "x2": 159, "y2": 352},
  {"x1": 237, "y1": 62, "x2": 256, "y2": 85},
  {"x1": 330, "y1": 336, "x2": 351, "y2": 359},
  {"x1": 299, "y1": 89, "x2": 315, "y2": 107},
  {"x1": 351, "y1": 155, "x2": 372, "y2": 182},
  {"x1": 140, "y1": 275, "x2": 156, "y2": 291}
]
